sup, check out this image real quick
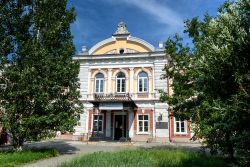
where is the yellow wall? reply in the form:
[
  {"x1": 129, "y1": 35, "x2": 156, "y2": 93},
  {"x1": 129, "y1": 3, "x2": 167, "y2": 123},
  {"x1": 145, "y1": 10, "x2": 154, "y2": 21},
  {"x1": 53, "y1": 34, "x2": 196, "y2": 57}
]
[{"x1": 92, "y1": 39, "x2": 151, "y2": 55}]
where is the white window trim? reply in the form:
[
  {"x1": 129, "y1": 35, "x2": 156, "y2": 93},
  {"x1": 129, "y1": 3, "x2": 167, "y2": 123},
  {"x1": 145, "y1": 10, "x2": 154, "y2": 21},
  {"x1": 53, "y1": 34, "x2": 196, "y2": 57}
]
[
  {"x1": 92, "y1": 113, "x2": 104, "y2": 133},
  {"x1": 174, "y1": 117, "x2": 187, "y2": 135},
  {"x1": 116, "y1": 77, "x2": 126, "y2": 93},
  {"x1": 137, "y1": 114, "x2": 150, "y2": 134},
  {"x1": 95, "y1": 78, "x2": 104, "y2": 93},
  {"x1": 138, "y1": 76, "x2": 148, "y2": 93}
]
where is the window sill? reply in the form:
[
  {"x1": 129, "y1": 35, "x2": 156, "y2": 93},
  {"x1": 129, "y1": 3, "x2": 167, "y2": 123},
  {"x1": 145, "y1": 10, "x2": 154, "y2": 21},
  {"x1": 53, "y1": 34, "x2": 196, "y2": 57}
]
[
  {"x1": 174, "y1": 132, "x2": 187, "y2": 135},
  {"x1": 136, "y1": 132, "x2": 150, "y2": 135}
]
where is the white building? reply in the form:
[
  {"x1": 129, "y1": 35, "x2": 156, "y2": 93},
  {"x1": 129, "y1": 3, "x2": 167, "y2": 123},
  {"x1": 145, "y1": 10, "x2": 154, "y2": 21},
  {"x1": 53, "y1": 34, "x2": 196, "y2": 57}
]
[{"x1": 72, "y1": 22, "x2": 191, "y2": 142}]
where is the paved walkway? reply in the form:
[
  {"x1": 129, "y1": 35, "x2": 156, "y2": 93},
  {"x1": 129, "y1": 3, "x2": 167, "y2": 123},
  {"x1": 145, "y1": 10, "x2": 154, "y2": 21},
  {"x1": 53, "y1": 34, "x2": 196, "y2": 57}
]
[
  {"x1": 19, "y1": 140, "x2": 202, "y2": 167},
  {"x1": 23, "y1": 140, "x2": 134, "y2": 167}
]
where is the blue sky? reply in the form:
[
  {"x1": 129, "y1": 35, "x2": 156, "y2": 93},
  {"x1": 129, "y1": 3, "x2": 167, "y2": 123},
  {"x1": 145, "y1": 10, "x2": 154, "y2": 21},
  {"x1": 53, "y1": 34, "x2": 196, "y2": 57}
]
[{"x1": 68, "y1": 0, "x2": 226, "y2": 53}]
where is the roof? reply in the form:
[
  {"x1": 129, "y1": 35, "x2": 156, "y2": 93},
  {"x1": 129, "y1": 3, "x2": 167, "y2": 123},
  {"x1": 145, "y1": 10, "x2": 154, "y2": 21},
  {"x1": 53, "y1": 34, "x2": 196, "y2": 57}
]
[{"x1": 79, "y1": 22, "x2": 158, "y2": 56}]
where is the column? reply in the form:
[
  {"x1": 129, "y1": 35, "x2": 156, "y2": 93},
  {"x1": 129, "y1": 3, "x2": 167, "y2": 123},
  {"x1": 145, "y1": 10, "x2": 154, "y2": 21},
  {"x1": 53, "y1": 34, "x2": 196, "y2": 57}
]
[
  {"x1": 87, "y1": 69, "x2": 92, "y2": 99},
  {"x1": 152, "y1": 108, "x2": 155, "y2": 137},
  {"x1": 112, "y1": 76, "x2": 116, "y2": 93},
  {"x1": 129, "y1": 68, "x2": 134, "y2": 97},
  {"x1": 149, "y1": 75, "x2": 153, "y2": 98},
  {"x1": 152, "y1": 67, "x2": 155, "y2": 98},
  {"x1": 106, "y1": 110, "x2": 111, "y2": 137},
  {"x1": 108, "y1": 68, "x2": 112, "y2": 94},
  {"x1": 129, "y1": 111, "x2": 134, "y2": 138},
  {"x1": 90, "y1": 77, "x2": 94, "y2": 100}
]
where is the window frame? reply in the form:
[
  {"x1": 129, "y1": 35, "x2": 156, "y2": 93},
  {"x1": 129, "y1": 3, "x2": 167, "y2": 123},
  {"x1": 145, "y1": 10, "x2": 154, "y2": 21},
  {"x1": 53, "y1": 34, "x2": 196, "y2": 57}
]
[
  {"x1": 92, "y1": 114, "x2": 104, "y2": 133},
  {"x1": 95, "y1": 73, "x2": 104, "y2": 93},
  {"x1": 116, "y1": 72, "x2": 126, "y2": 93},
  {"x1": 174, "y1": 117, "x2": 187, "y2": 134},
  {"x1": 137, "y1": 114, "x2": 150, "y2": 134},
  {"x1": 138, "y1": 72, "x2": 148, "y2": 93}
]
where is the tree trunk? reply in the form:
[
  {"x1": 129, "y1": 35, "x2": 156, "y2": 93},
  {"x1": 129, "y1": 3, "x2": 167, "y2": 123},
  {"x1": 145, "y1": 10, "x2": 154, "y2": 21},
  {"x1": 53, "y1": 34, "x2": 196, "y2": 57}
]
[
  {"x1": 12, "y1": 135, "x2": 24, "y2": 151},
  {"x1": 225, "y1": 132, "x2": 235, "y2": 160}
]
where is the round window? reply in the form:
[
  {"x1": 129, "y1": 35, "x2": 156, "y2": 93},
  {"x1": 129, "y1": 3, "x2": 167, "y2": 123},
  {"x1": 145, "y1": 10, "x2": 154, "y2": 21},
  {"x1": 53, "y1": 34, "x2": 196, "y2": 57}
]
[{"x1": 119, "y1": 48, "x2": 124, "y2": 54}]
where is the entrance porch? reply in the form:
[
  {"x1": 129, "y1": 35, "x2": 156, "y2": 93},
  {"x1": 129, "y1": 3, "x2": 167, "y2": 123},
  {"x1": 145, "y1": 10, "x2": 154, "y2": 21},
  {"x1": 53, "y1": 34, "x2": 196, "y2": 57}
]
[{"x1": 88, "y1": 109, "x2": 134, "y2": 141}]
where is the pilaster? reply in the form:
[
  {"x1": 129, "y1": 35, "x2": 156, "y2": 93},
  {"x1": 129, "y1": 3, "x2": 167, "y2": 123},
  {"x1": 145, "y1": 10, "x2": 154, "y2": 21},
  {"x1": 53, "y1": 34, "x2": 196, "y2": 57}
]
[
  {"x1": 129, "y1": 68, "x2": 134, "y2": 95},
  {"x1": 108, "y1": 68, "x2": 112, "y2": 94}
]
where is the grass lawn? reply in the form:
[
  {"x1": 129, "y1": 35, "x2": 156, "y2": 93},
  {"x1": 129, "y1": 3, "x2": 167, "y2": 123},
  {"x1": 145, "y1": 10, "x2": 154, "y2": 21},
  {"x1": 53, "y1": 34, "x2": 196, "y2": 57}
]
[
  {"x1": 0, "y1": 148, "x2": 59, "y2": 167},
  {"x1": 58, "y1": 147, "x2": 232, "y2": 167}
]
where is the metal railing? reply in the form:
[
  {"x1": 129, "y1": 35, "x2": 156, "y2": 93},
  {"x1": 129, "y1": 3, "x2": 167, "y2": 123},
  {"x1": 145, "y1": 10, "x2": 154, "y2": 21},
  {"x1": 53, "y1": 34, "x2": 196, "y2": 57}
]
[
  {"x1": 94, "y1": 93, "x2": 132, "y2": 102},
  {"x1": 86, "y1": 93, "x2": 156, "y2": 101}
]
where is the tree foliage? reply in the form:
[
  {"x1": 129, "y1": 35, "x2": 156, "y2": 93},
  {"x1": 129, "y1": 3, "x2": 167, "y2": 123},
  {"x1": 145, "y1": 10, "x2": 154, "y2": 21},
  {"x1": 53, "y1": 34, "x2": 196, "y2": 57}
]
[
  {"x1": 161, "y1": 0, "x2": 250, "y2": 164},
  {"x1": 0, "y1": 0, "x2": 82, "y2": 149}
]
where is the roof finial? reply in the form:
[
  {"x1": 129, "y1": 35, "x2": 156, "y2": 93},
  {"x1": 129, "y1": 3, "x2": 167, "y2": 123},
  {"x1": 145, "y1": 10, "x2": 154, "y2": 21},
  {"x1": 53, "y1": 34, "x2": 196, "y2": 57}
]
[{"x1": 113, "y1": 22, "x2": 130, "y2": 35}]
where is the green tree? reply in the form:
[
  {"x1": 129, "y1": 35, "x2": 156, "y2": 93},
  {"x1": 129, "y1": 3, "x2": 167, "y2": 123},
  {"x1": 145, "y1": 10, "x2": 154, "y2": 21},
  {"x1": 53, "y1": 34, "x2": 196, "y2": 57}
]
[
  {"x1": 0, "y1": 0, "x2": 82, "y2": 149},
  {"x1": 161, "y1": 0, "x2": 250, "y2": 164}
]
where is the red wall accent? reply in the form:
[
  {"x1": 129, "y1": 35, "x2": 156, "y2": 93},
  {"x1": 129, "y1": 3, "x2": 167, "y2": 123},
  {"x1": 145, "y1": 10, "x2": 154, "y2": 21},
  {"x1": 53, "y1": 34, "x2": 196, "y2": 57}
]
[
  {"x1": 88, "y1": 110, "x2": 93, "y2": 132},
  {"x1": 133, "y1": 108, "x2": 153, "y2": 133}
]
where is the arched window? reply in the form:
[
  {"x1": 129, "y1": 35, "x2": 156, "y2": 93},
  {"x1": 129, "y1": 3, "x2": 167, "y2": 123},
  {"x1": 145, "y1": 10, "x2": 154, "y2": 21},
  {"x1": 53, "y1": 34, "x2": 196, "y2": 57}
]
[
  {"x1": 116, "y1": 72, "x2": 126, "y2": 93},
  {"x1": 95, "y1": 73, "x2": 104, "y2": 93},
  {"x1": 138, "y1": 72, "x2": 148, "y2": 92}
]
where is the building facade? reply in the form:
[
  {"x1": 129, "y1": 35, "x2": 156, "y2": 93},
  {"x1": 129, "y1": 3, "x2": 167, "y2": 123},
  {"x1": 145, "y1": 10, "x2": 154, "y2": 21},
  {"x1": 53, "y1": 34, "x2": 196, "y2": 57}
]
[{"x1": 73, "y1": 22, "x2": 192, "y2": 142}]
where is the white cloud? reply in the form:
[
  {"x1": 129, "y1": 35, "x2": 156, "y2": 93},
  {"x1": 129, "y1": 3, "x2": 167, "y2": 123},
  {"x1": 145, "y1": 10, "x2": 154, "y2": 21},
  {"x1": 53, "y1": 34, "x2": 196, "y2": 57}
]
[{"x1": 106, "y1": 0, "x2": 183, "y2": 27}]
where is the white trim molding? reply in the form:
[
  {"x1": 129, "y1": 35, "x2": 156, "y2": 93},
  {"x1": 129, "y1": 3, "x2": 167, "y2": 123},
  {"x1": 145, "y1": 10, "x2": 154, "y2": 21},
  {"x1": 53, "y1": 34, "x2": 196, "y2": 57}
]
[
  {"x1": 88, "y1": 35, "x2": 155, "y2": 55},
  {"x1": 91, "y1": 113, "x2": 104, "y2": 133},
  {"x1": 128, "y1": 36, "x2": 155, "y2": 51},
  {"x1": 174, "y1": 117, "x2": 187, "y2": 135},
  {"x1": 137, "y1": 113, "x2": 150, "y2": 135},
  {"x1": 89, "y1": 37, "x2": 116, "y2": 55}
]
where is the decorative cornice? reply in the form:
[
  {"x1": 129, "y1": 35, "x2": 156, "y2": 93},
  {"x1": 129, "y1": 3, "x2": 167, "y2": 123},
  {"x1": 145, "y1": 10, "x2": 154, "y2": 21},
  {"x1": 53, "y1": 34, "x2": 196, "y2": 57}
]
[
  {"x1": 74, "y1": 51, "x2": 166, "y2": 60},
  {"x1": 127, "y1": 36, "x2": 155, "y2": 51},
  {"x1": 88, "y1": 37, "x2": 116, "y2": 55},
  {"x1": 87, "y1": 35, "x2": 156, "y2": 56}
]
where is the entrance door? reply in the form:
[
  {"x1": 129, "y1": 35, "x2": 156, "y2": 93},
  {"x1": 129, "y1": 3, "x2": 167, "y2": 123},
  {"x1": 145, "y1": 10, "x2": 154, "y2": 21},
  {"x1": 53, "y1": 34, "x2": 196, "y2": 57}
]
[{"x1": 114, "y1": 115, "x2": 127, "y2": 140}]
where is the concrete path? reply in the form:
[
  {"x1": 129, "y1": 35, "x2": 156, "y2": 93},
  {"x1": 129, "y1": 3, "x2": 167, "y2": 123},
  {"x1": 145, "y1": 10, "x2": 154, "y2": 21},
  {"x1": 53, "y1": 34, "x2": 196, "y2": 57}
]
[
  {"x1": 22, "y1": 140, "x2": 202, "y2": 167},
  {"x1": 23, "y1": 140, "x2": 134, "y2": 167}
]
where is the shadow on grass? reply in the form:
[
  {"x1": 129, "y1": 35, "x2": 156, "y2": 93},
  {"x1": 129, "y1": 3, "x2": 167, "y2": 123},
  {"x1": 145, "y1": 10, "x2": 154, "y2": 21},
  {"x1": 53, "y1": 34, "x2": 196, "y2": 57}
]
[{"x1": 24, "y1": 140, "x2": 80, "y2": 155}]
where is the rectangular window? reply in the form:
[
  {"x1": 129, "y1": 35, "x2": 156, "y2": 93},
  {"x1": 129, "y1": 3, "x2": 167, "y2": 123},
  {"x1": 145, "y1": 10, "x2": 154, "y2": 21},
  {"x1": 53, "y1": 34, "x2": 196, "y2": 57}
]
[
  {"x1": 95, "y1": 79, "x2": 104, "y2": 93},
  {"x1": 175, "y1": 118, "x2": 186, "y2": 134},
  {"x1": 138, "y1": 78, "x2": 148, "y2": 92},
  {"x1": 93, "y1": 115, "x2": 103, "y2": 132},
  {"x1": 116, "y1": 78, "x2": 126, "y2": 93},
  {"x1": 138, "y1": 114, "x2": 149, "y2": 133}
]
